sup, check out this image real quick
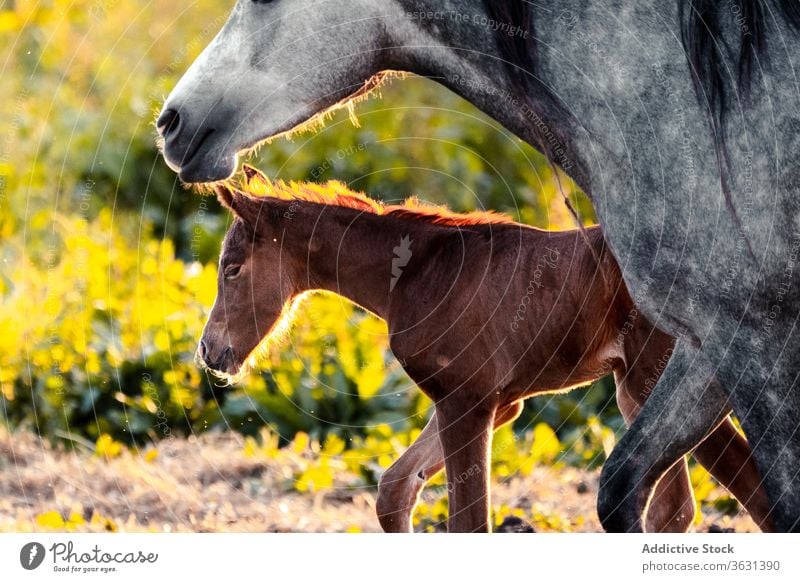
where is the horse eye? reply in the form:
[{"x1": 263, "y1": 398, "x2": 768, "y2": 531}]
[{"x1": 223, "y1": 264, "x2": 242, "y2": 279}]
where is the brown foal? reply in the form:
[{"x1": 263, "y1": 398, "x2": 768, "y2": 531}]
[{"x1": 199, "y1": 167, "x2": 770, "y2": 533}]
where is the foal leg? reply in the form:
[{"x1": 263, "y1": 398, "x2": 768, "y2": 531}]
[
  {"x1": 599, "y1": 339, "x2": 730, "y2": 532},
  {"x1": 691, "y1": 418, "x2": 774, "y2": 531},
  {"x1": 620, "y1": 392, "x2": 771, "y2": 531},
  {"x1": 376, "y1": 402, "x2": 523, "y2": 532},
  {"x1": 376, "y1": 411, "x2": 443, "y2": 533},
  {"x1": 437, "y1": 397, "x2": 497, "y2": 532}
]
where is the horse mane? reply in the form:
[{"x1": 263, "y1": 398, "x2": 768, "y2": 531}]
[
  {"x1": 482, "y1": 1, "x2": 579, "y2": 169},
  {"x1": 483, "y1": 0, "x2": 537, "y2": 90},
  {"x1": 237, "y1": 171, "x2": 516, "y2": 228},
  {"x1": 677, "y1": 0, "x2": 799, "y2": 260},
  {"x1": 680, "y1": 0, "x2": 800, "y2": 121},
  {"x1": 487, "y1": 0, "x2": 798, "y2": 126}
]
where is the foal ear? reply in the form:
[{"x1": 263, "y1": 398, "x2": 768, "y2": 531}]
[
  {"x1": 214, "y1": 184, "x2": 264, "y2": 227},
  {"x1": 214, "y1": 183, "x2": 237, "y2": 212},
  {"x1": 242, "y1": 164, "x2": 271, "y2": 192}
]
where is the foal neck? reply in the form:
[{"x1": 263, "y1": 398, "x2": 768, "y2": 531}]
[{"x1": 283, "y1": 201, "x2": 435, "y2": 320}]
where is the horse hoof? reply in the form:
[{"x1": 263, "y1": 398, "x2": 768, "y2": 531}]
[
  {"x1": 495, "y1": 516, "x2": 535, "y2": 533},
  {"x1": 708, "y1": 524, "x2": 736, "y2": 533}
]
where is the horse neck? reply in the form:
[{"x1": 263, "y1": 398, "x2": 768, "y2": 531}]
[
  {"x1": 389, "y1": 0, "x2": 663, "y2": 195},
  {"x1": 283, "y1": 202, "x2": 431, "y2": 320}
]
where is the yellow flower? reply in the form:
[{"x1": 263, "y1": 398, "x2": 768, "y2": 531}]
[
  {"x1": 95, "y1": 434, "x2": 124, "y2": 459},
  {"x1": 35, "y1": 511, "x2": 86, "y2": 531}
]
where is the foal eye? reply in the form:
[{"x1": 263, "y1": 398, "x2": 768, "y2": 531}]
[{"x1": 223, "y1": 264, "x2": 242, "y2": 279}]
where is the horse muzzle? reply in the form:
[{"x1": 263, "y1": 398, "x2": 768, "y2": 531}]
[{"x1": 156, "y1": 106, "x2": 237, "y2": 183}]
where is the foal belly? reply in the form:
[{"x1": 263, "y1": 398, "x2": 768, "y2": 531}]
[
  {"x1": 506, "y1": 358, "x2": 615, "y2": 403},
  {"x1": 501, "y1": 322, "x2": 619, "y2": 399}
]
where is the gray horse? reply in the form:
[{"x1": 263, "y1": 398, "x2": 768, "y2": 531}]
[{"x1": 158, "y1": 0, "x2": 800, "y2": 531}]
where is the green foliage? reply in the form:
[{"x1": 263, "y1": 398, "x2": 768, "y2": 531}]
[
  {"x1": 0, "y1": 210, "x2": 428, "y2": 445},
  {"x1": 216, "y1": 295, "x2": 430, "y2": 442}
]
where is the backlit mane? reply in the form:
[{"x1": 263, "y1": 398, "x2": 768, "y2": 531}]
[{"x1": 238, "y1": 170, "x2": 516, "y2": 228}]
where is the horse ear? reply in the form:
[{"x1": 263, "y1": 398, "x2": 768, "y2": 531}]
[{"x1": 242, "y1": 164, "x2": 270, "y2": 191}]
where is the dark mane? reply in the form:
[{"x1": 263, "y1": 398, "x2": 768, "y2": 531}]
[
  {"x1": 483, "y1": 0, "x2": 537, "y2": 90},
  {"x1": 680, "y1": 0, "x2": 800, "y2": 123},
  {"x1": 678, "y1": 0, "x2": 799, "y2": 258},
  {"x1": 486, "y1": 0, "x2": 799, "y2": 133},
  {"x1": 482, "y1": 1, "x2": 578, "y2": 171}
]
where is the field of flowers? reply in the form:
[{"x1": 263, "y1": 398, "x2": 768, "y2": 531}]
[
  {"x1": 0, "y1": 0, "x2": 756, "y2": 532},
  {"x1": 0, "y1": 210, "x2": 754, "y2": 531},
  {"x1": 0, "y1": 426, "x2": 756, "y2": 533},
  {"x1": 0, "y1": 0, "x2": 604, "y2": 448}
]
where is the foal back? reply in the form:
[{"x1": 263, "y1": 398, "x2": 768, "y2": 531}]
[{"x1": 387, "y1": 222, "x2": 635, "y2": 402}]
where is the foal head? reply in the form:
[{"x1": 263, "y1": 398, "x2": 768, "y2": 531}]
[{"x1": 198, "y1": 183, "x2": 298, "y2": 379}]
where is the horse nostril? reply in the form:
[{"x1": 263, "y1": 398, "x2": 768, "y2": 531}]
[
  {"x1": 198, "y1": 340, "x2": 209, "y2": 361},
  {"x1": 157, "y1": 108, "x2": 181, "y2": 138},
  {"x1": 222, "y1": 346, "x2": 234, "y2": 362}
]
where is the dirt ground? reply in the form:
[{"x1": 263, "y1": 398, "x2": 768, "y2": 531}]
[{"x1": 0, "y1": 428, "x2": 758, "y2": 533}]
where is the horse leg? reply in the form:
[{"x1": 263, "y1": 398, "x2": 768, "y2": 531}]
[
  {"x1": 615, "y1": 367, "x2": 695, "y2": 532},
  {"x1": 618, "y1": 320, "x2": 772, "y2": 530},
  {"x1": 376, "y1": 401, "x2": 523, "y2": 532},
  {"x1": 599, "y1": 339, "x2": 730, "y2": 532},
  {"x1": 691, "y1": 417, "x2": 774, "y2": 531},
  {"x1": 725, "y1": 360, "x2": 800, "y2": 532},
  {"x1": 436, "y1": 397, "x2": 497, "y2": 532}
]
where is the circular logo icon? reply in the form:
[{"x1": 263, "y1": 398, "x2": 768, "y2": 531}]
[{"x1": 20, "y1": 542, "x2": 46, "y2": 570}]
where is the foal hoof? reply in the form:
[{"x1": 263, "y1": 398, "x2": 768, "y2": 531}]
[
  {"x1": 707, "y1": 524, "x2": 736, "y2": 533},
  {"x1": 495, "y1": 516, "x2": 535, "y2": 533}
]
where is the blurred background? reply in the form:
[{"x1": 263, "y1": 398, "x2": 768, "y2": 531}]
[{"x1": 0, "y1": 1, "x2": 745, "y2": 532}]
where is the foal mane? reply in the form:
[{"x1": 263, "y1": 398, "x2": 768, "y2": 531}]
[{"x1": 237, "y1": 168, "x2": 516, "y2": 228}]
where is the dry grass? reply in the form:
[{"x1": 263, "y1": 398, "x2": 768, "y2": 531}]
[{"x1": 0, "y1": 428, "x2": 758, "y2": 533}]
